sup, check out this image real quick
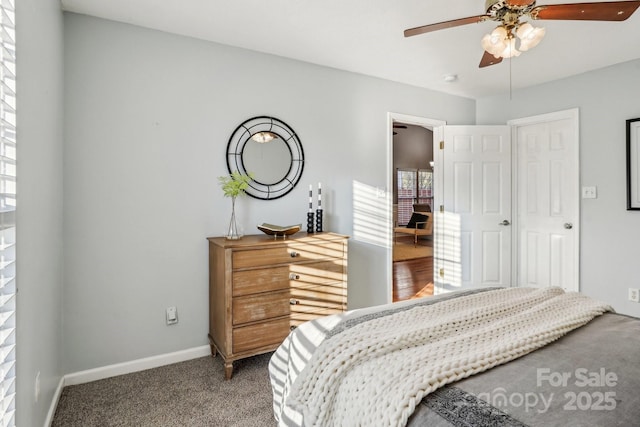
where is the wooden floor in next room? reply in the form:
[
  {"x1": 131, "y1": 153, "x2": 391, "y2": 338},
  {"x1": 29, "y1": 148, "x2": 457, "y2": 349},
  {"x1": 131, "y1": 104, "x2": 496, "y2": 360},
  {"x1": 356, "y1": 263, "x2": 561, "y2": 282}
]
[{"x1": 392, "y1": 235, "x2": 434, "y2": 302}]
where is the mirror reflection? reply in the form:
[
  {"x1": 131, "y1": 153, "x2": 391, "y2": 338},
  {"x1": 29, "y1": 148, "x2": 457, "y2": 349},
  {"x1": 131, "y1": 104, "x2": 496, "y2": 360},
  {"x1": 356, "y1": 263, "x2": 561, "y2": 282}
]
[{"x1": 243, "y1": 136, "x2": 292, "y2": 184}]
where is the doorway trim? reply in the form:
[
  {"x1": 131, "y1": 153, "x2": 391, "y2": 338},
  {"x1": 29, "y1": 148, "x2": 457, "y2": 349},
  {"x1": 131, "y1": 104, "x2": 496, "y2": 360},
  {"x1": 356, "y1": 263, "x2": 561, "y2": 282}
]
[{"x1": 387, "y1": 112, "x2": 446, "y2": 303}]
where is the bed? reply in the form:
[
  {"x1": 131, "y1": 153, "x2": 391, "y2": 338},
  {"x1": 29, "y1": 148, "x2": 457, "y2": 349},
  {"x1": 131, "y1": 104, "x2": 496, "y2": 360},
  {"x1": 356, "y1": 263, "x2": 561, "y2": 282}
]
[{"x1": 268, "y1": 287, "x2": 640, "y2": 427}]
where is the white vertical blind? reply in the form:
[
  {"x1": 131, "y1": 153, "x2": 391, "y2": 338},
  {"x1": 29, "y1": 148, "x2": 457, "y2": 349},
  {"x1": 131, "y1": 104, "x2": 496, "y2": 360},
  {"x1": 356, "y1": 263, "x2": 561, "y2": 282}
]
[{"x1": 0, "y1": 0, "x2": 15, "y2": 425}]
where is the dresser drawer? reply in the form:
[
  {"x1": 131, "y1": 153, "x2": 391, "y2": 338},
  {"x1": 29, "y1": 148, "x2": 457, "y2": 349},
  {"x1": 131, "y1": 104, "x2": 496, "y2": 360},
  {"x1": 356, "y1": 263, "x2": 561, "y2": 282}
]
[
  {"x1": 233, "y1": 290, "x2": 291, "y2": 325},
  {"x1": 233, "y1": 260, "x2": 346, "y2": 297},
  {"x1": 233, "y1": 283, "x2": 346, "y2": 326},
  {"x1": 289, "y1": 283, "x2": 346, "y2": 313},
  {"x1": 232, "y1": 317, "x2": 292, "y2": 354},
  {"x1": 232, "y1": 241, "x2": 344, "y2": 269},
  {"x1": 231, "y1": 314, "x2": 337, "y2": 354}
]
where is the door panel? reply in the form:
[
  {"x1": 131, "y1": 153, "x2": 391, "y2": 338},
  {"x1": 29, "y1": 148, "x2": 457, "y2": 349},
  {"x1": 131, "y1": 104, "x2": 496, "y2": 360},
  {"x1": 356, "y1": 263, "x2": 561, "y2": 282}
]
[
  {"x1": 515, "y1": 115, "x2": 578, "y2": 291},
  {"x1": 435, "y1": 126, "x2": 511, "y2": 293},
  {"x1": 482, "y1": 231, "x2": 503, "y2": 283}
]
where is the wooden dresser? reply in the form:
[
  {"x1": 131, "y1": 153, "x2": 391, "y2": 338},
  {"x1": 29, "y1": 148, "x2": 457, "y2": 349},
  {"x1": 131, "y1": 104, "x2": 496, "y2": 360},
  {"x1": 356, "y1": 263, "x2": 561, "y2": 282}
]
[{"x1": 207, "y1": 232, "x2": 348, "y2": 379}]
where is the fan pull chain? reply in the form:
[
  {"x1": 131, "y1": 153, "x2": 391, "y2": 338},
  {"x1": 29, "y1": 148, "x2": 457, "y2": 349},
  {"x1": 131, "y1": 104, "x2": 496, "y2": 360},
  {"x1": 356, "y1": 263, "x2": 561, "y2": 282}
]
[{"x1": 509, "y1": 54, "x2": 513, "y2": 100}]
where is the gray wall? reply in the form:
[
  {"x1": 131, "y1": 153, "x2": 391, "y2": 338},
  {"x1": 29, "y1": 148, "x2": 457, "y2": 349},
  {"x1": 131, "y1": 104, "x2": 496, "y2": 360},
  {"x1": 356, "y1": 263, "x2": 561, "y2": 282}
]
[
  {"x1": 477, "y1": 59, "x2": 640, "y2": 318},
  {"x1": 63, "y1": 13, "x2": 475, "y2": 373},
  {"x1": 16, "y1": 0, "x2": 65, "y2": 425},
  {"x1": 393, "y1": 125, "x2": 433, "y2": 205}
]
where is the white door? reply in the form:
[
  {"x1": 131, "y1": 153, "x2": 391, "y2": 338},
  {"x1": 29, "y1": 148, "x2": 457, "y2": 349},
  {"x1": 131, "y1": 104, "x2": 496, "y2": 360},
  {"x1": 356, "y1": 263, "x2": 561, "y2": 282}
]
[
  {"x1": 434, "y1": 126, "x2": 512, "y2": 294},
  {"x1": 511, "y1": 111, "x2": 579, "y2": 291}
]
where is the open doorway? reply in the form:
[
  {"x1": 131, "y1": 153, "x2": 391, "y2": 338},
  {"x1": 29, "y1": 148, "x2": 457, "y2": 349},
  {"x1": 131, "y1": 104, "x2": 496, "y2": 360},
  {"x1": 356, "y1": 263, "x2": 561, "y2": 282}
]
[{"x1": 387, "y1": 113, "x2": 445, "y2": 302}]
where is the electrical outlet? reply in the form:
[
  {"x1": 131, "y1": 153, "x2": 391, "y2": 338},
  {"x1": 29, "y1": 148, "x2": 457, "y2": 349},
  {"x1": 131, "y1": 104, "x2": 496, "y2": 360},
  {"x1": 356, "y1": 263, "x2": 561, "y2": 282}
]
[
  {"x1": 629, "y1": 288, "x2": 640, "y2": 303},
  {"x1": 35, "y1": 371, "x2": 40, "y2": 402},
  {"x1": 166, "y1": 306, "x2": 178, "y2": 325}
]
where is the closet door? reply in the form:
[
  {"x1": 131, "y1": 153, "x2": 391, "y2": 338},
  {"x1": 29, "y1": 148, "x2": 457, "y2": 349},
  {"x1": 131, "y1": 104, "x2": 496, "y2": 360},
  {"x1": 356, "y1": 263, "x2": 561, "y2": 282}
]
[{"x1": 512, "y1": 112, "x2": 579, "y2": 292}]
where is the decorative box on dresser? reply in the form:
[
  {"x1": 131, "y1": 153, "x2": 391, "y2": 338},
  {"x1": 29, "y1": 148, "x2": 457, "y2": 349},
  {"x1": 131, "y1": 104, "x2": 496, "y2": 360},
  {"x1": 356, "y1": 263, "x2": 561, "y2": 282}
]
[{"x1": 207, "y1": 232, "x2": 348, "y2": 379}]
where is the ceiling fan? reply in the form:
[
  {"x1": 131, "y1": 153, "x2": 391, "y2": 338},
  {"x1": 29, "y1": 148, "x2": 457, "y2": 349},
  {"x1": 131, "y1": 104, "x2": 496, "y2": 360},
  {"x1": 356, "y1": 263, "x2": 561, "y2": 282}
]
[{"x1": 404, "y1": 0, "x2": 640, "y2": 68}]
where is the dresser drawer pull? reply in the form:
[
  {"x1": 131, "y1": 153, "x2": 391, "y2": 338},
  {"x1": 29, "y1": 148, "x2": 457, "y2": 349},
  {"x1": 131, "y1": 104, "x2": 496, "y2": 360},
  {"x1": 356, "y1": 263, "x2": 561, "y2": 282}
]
[
  {"x1": 289, "y1": 298, "x2": 299, "y2": 305},
  {"x1": 290, "y1": 251, "x2": 299, "y2": 258},
  {"x1": 289, "y1": 273, "x2": 300, "y2": 280}
]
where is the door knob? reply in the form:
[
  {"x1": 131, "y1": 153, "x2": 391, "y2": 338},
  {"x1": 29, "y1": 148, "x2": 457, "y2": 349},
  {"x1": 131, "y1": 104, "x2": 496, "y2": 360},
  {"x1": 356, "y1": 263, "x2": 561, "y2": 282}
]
[
  {"x1": 499, "y1": 220, "x2": 511, "y2": 226},
  {"x1": 564, "y1": 223, "x2": 573, "y2": 229}
]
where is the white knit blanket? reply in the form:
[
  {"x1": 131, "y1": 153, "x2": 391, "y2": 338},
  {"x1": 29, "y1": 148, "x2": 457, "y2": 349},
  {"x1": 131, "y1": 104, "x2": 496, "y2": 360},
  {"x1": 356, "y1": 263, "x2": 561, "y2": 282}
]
[{"x1": 278, "y1": 287, "x2": 612, "y2": 427}]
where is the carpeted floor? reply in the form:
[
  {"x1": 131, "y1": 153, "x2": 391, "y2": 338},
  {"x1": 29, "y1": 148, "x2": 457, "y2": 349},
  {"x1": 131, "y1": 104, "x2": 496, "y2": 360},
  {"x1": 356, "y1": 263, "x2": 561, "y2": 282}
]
[{"x1": 52, "y1": 353, "x2": 276, "y2": 427}]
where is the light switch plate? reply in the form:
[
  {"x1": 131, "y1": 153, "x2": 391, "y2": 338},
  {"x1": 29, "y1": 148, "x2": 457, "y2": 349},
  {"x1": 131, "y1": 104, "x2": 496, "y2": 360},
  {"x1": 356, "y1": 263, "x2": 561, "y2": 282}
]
[
  {"x1": 582, "y1": 186, "x2": 597, "y2": 199},
  {"x1": 166, "y1": 306, "x2": 178, "y2": 325}
]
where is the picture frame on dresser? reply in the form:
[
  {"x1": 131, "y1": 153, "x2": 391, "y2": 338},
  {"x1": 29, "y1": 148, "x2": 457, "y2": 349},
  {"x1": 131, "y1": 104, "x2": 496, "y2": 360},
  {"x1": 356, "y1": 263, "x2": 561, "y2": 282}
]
[{"x1": 207, "y1": 232, "x2": 348, "y2": 379}]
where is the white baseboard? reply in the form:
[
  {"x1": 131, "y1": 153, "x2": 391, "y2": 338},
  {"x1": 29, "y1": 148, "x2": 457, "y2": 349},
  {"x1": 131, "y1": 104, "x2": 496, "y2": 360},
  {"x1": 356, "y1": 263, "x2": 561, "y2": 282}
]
[
  {"x1": 63, "y1": 345, "x2": 211, "y2": 386},
  {"x1": 45, "y1": 376, "x2": 65, "y2": 427}
]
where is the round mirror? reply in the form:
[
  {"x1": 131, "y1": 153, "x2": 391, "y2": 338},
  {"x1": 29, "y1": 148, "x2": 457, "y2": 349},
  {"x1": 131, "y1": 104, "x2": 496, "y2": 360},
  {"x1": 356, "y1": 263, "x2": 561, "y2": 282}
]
[
  {"x1": 226, "y1": 116, "x2": 304, "y2": 200},
  {"x1": 242, "y1": 136, "x2": 292, "y2": 185}
]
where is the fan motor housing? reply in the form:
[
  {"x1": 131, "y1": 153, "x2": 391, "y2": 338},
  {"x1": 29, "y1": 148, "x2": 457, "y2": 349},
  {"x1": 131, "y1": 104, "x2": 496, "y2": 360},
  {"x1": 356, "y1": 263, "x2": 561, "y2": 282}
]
[
  {"x1": 486, "y1": 0, "x2": 506, "y2": 12},
  {"x1": 486, "y1": 0, "x2": 536, "y2": 13},
  {"x1": 486, "y1": 0, "x2": 537, "y2": 25}
]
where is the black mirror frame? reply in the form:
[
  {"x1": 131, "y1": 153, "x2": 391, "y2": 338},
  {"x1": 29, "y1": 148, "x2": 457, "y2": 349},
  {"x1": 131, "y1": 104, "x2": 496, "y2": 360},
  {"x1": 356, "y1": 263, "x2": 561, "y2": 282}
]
[{"x1": 226, "y1": 116, "x2": 304, "y2": 200}]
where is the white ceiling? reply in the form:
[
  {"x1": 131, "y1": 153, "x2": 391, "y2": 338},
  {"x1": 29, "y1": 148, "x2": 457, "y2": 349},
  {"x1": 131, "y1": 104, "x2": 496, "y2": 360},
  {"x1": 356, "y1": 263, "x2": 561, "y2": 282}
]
[{"x1": 60, "y1": 0, "x2": 640, "y2": 99}]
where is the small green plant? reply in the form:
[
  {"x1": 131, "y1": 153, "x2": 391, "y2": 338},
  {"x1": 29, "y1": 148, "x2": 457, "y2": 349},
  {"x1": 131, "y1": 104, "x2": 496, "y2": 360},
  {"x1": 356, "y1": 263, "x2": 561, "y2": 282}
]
[{"x1": 218, "y1": 171, "x2": 253, "y2": 198}]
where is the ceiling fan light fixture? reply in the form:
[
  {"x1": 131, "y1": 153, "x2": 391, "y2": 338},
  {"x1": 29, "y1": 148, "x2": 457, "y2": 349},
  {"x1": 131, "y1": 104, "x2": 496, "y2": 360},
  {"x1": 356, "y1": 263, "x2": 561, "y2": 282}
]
[
  {"x1": 251, "y1": 131, "x2": 277, "y2": 143},
  {"x1": 490, "y1": 26, "x2": 508, "y2": 42},
  {"x1": 499, "y1": 37, "x2": 521, "y2": 58},
  {"x1": 516, "y1": 22, "x2": 534, "y2": 39},
  {"x1": 482, "y1": 25, "x2": 527, "y2": 58},
  {"x1": 481, "y1": 33, "x2": 497, "y2": 51},
  {"x1": 482, "y1": 26, "x2": 509, "y2": 56},
  {"x1": 482, "y1": 21, "x2": 544, "y2": 59},
  {"x1": 517, "y1": 22, "x2": 545, "y2": 51}
]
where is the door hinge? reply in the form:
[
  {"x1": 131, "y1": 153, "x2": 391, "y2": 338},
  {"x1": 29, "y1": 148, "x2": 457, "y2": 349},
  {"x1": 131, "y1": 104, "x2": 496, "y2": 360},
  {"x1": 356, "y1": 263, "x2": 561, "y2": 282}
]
[
  {"x1": 439, "y1": 140, "x2": 444, "y2": 150},
  {"x1": 439, "y1": 205, "x2": 444, "y2": 213},
  {"x1": 439, "y1": 268, "x2": 445, "y2": 278}
]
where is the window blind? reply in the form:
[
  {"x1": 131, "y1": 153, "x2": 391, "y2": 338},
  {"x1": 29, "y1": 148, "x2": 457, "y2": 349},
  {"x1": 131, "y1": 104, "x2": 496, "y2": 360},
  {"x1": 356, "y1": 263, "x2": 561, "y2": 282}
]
[{"x1": 0, "y1": 0, "x2": 15, "y2": 425}]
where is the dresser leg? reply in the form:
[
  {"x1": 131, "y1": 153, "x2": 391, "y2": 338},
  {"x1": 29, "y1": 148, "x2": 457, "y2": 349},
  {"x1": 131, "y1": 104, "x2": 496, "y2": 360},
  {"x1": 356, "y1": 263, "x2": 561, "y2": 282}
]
[
  {"x1": 224, "y1": 361, "x2": 234, "y2": 380},
  {"x1": 207, "y1": 334, "x2": 217, "y2": 357}
]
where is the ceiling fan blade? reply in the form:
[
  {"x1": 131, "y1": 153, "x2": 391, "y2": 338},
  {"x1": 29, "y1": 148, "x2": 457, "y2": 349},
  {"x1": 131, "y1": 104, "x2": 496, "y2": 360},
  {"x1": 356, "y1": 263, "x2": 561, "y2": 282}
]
[
  {"x1": 534, "y1": 1, "x2": 640, "y2": 21},
  {"x1": 479, "y1": 51, "x2": 503, "y2": 68},
  {"x1": 404, "y1": 15, "x2": 487, "y2": 37}
]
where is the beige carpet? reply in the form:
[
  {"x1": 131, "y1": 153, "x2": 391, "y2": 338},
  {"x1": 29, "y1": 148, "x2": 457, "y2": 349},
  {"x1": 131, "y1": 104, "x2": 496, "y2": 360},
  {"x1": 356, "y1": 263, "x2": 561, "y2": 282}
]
[
  {"x1": 52, "y1": 353, "x2": 275, "y2": 426},
  {"x1": 393, "y1": 241, "x2": 433, "y2": 261}
]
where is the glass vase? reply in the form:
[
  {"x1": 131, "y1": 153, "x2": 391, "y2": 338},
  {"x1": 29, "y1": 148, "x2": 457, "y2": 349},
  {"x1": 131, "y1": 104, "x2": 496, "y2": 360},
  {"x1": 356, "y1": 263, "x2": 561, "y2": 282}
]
[{"x1": 226, "y1": 196, "x2": 242, "y2": 240}]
